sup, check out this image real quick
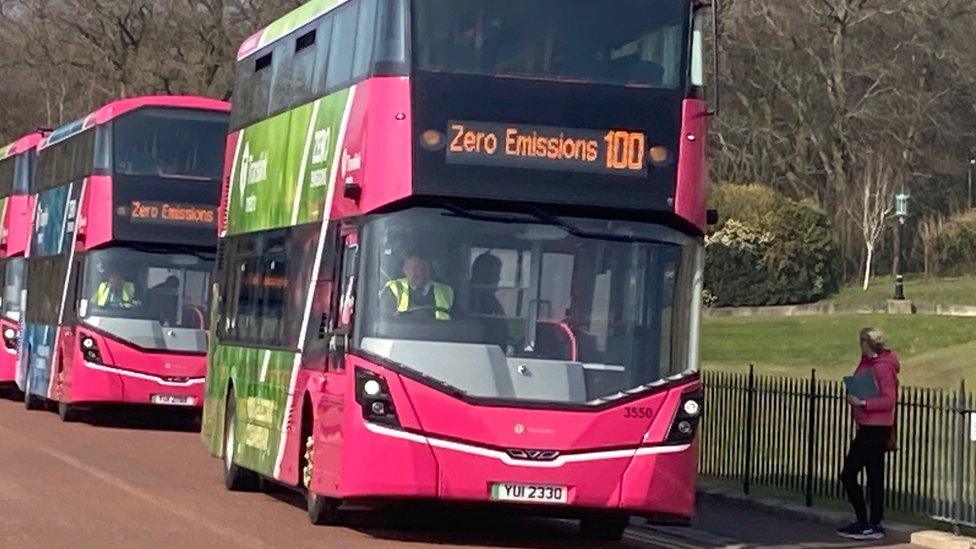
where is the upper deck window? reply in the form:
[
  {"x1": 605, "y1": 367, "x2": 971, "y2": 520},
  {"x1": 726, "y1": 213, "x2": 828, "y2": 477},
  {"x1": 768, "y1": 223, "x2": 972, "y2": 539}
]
[
  {"x1": 0, "y1": 157, "x2": 14, "y2": 198},
  {"x1": 35, "y1": 131, "x2": 96, "y2": 193},
  {"x1": 1, "y1": 153, "x2": 33, "y2": 196},
  {"x1": 113, "y1": 108, "x2": 229, "y2": 181},
  {"x1": 230, "y1": 0, "x2": 408, "y2": 131},
  {"x1": 414, "y1": 0, "x2": 689, "y2": 89}
]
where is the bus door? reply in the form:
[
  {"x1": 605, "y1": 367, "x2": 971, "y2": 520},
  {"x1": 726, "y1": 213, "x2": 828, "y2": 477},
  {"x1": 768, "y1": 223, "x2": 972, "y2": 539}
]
[
  {"x1": 53, "y1": 257, "x2": 82, "y2": 401},
  {"x1": 313, "y1": 229, "x2": 357, "y2": 493}
]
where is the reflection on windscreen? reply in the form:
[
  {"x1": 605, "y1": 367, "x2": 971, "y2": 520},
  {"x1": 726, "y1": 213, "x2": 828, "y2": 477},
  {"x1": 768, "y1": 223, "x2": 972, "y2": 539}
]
[
  {"x1": 81, "y1": 247, "x2": 213, "y2": 333},
  {"x1": 414, "y1": 0, "x2": 689, "y2": 88},
  {"x1": 359, "y1": 208, "x2": 699, "y2": 405},
  {"x1": 114, "y1": 109, "x2": 228, "y2": 180},
  {"x1": 1, "y1": 257, "x2": 25, "y2": 319}
]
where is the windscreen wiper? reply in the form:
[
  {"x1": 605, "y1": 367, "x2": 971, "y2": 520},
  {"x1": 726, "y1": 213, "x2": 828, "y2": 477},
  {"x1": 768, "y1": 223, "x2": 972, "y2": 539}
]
[
  {"x1": 519, "y1": 206, "x2": 672, "y2": 246},
  {"x1": 438, "y1": 202, "x2": 545, "y2": 225},
  {"x1": 439, "y1": 202, "x2": 671, "y2": 245}
]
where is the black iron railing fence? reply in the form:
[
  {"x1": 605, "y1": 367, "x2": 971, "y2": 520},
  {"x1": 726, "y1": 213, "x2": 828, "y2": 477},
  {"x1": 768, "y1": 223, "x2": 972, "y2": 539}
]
[{"x1": 699, "y1": 367, "x2": 975, "y2": 532}]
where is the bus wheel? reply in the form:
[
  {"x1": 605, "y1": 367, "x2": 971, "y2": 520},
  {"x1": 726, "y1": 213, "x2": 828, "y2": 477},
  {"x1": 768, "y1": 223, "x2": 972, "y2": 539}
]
[
  {"x1": 58, "y1": 401, "x2": 79, "y2": 422},
  {"x1": 579, "y1": 515, "x2": 629, "y2": 541},
  {"x1": 223, "y1": 389, "x2": 259, "y2": 491},
  {"x1": 303, "y1": 433, "x2": 341, "y2": 525},
  {"x1": 23, "y1": 373, "x2": 42, "y2": 411}
]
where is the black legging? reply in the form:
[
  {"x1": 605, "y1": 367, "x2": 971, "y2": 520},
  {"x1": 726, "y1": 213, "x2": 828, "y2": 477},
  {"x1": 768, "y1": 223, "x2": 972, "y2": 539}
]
[{"x1": 840, "y1": 426, "x2": 891, "y2": 525}]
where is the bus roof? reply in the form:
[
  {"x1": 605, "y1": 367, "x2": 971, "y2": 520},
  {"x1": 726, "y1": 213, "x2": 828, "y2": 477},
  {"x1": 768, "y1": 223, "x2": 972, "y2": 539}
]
[
  {"x1": 41, "y1": 95, "x2": 231, "y2": 150},
  {"x1": 0, "y1": 132, "x2": 43, "y2": 162},
  {"x1": 237, "y1": 0, "x2": 350, "y2": 61}
]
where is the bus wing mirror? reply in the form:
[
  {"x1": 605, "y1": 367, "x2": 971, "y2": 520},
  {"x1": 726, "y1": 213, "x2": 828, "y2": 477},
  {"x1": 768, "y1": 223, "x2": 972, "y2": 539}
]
[{"x1": 707, "y1": 209, "x2": 719, "y2": 226}]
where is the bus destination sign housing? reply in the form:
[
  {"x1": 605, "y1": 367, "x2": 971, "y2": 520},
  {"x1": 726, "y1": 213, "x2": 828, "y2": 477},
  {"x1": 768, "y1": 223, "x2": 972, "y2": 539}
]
[{"x1": 446, "y1": 121, "x2": 647, "y2": 178}]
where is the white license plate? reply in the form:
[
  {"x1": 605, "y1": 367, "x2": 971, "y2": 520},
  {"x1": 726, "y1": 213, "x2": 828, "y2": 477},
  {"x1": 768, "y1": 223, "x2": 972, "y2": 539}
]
[
  {"x1": 491, "y1": 483, "x2": 568, "y2": 504},
  {"x1": 151, "y1": 395, "x2": 195, "y2": 406}
]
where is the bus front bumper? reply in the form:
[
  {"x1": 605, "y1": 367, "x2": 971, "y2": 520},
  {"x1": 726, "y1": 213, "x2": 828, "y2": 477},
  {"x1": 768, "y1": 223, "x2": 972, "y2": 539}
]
[
  {"x1": 313, "y1": 418, "x2": 697, "y2": 520},
  {"x1": 68, "y1": 361, "x2": 205, "y2": 407},
  {"x1": 0, "y1": 347, "x2": 17, "y2": 384}
]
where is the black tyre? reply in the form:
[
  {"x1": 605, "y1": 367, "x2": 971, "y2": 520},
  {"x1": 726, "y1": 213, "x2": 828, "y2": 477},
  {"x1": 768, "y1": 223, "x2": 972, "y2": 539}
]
[
  {"x1": 223, "y1": 389, "x2": 260, "y2": 491},
  {"x1": 307, "y1": 490, "x2": 342, "y2": 526},
  {"x1": 580, "y1": 515, "x2": 629, "y2": 542},
  {"x1": 23, "y1": 373, "x2": 42, "y2": 411},
  {"x1": 58, "y1": 401, "x2": 80, "y2": 422}
]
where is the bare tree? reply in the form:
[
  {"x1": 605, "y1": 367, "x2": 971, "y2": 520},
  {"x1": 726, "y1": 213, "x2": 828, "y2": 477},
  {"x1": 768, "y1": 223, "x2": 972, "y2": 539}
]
[
  {"x1": 918, "y1": 215, "x2": 945, "y2": 277},
  {"x1": 847, "y1": 155, "x2": 900, "y2": 290}
]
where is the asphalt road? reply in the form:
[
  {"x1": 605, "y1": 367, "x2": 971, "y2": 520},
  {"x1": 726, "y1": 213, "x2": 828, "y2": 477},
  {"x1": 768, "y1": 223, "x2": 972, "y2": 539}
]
[{"x1": 0, "y1": 391, "x2": 919, "y2": 548}]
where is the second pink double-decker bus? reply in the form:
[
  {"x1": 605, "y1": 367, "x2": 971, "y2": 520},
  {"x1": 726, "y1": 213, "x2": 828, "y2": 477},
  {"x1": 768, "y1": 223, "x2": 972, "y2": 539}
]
[
  {"x1": 204, "y1": 0, "x2": 711, "y2": 541},
  {"x1": 18, "y1": 96, "x2": 230, "y2": 421},
  {"x1": 0, "y1": 132, "x2": 41, "y2": 388}
]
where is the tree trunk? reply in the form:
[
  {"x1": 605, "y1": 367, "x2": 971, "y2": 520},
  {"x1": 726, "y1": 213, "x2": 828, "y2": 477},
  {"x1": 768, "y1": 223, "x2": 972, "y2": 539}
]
[{"x1": 862, "y1": 244, "x2": 874, "y2": 290}]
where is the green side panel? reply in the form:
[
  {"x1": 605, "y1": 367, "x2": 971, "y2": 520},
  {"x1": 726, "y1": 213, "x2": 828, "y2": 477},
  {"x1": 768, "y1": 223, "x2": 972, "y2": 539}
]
[
  {"x1": 0, "y1": 197, "x2": 8, "y2": 218},
  {"x1": 0, "y1": 143, "x2": 15, "y2": 162},
  {"x1": 202, "y1": 342, "x2": 299, "y2": 476},
  {"x1": 258, "y1": 0, "x2": 346, "y2": 50},
  {"x1": 226, "y1": 89, "x2": 350, "y2": 236}
]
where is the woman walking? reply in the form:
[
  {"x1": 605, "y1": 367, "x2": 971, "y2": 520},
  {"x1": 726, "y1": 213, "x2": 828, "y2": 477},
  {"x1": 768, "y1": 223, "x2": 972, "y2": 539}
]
[{"x1": 837, "y1": 327, "x2": 900, "y2": 541}]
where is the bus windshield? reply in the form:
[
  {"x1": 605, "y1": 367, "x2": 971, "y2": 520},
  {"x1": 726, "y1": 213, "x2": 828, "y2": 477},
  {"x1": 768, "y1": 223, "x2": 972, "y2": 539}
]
[
  {"x1": 80, "y1": 247, "x2": 214, "y2": 350},
  {"x1": 0, "y1": 153, "x2": 31, "y2": 197},
  {"x1": 113, "y1": 109, "x2": 228, "y2": 181},
  {"x1": 1, "y1": 257, "x2": 25, "y2": 320},
  {"x1": 358, "y1": 207, "x2": 700, "y2": 405},
  {"x1": 413, "y1": 0, "x2": 690, "y2": 89}
]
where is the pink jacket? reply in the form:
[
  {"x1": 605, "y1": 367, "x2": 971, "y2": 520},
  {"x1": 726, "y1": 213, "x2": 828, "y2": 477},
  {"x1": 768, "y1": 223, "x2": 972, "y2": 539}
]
[{"x1": 852, "y1": 350, "x2": 900, "y2": 427}]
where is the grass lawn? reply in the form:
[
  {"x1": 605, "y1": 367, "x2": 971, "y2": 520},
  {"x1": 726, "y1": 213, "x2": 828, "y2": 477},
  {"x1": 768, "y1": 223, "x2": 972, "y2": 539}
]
[
  {"x1": 701, "y1": 313, "x2": 976, "y2": 388},
  {"x1": 827, "y1": 274, "x2": 976, "y2": 308}
]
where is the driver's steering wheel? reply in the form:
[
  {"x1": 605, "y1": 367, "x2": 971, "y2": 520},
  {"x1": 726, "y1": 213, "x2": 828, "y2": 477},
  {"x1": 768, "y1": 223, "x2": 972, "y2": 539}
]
[{"x1": 397, "y1": 305, "x2": 452, "y2": 317}]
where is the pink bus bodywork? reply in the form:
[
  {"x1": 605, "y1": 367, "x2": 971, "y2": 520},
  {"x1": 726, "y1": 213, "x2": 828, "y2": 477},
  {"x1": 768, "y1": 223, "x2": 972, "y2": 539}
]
[
  {"x1": 212, "y1": 73, "x2": 707, "y2": 526},
  {"x1": 20, "y1": 97, "x2": 229, "y2": 416},
  {"x1": 0, "y1": 133, "x2": 42, "y2": 384}
]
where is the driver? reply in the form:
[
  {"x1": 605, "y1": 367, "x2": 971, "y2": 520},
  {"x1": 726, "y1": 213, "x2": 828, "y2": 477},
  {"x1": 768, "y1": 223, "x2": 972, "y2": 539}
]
[
  {"x1": 381, "y1": 251, "x2": 454, "y2": 321},
  {"x1": 93, "y1": 268, "x2": 138, "y2": 309}
]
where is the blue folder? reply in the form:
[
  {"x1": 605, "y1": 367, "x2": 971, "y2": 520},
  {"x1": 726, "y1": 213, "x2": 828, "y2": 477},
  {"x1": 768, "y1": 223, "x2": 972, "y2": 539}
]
[{"x1": 844, "y1": 372, "x2": 879, "y2": 400}]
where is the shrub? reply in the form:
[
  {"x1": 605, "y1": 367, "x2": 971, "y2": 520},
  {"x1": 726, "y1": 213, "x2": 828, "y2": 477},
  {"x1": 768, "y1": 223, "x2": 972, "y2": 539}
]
[
  {"x1": 705, "y1": 184, "x2": 842, "y2": 307},
  {"x1": 931, "y1": 211, "x2": 976, "y2": 276}
]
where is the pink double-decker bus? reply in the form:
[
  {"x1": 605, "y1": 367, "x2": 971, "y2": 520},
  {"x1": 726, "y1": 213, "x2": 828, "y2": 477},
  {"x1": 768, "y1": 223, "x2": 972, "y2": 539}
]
[
  {"x1": 0, "y1": 132, "x2": 42, "y2": 387},
  {"x1": 18, "y1": 96, "x2": 230, "y2": 421},
  {"x1": 204, "y1": 0, "x2": 711, "y2": 541}
]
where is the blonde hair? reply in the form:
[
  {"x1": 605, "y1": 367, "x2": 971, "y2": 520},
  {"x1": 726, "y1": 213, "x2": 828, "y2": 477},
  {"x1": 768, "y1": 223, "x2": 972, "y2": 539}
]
[{"x1": 859, "y1": 327, "x2": 886, "y2": 354}]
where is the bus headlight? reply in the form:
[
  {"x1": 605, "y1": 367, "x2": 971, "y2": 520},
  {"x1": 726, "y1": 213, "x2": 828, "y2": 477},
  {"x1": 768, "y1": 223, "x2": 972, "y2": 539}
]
[
  {"x1": 363, "y1": 379, "x2": 382, "y2": 397},
  {"x1": 667, "y1": 390, "x2": 704, "y2": 444},
  {"x1": 355, "y1": 368, "x2": 400, "y2": 428},
  {"x1": 80, "y1": 335, "x2": 103, "y2": 364},
  {"x1": 2, "y1": 327, "x2": 18, "y2": 349}
]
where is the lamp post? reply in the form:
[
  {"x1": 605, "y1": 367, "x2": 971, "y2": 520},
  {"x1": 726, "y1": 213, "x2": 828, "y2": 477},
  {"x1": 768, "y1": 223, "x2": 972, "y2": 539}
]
[
  {"x1": 969, "y1": 158, "x2": 976, "y2": 209},
  {"x1": 893, "y1": 193, "x2": 910, "y2": 301}
]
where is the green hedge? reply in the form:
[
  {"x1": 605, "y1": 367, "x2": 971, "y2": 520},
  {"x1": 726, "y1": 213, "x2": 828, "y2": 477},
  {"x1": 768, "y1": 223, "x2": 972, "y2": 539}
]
[{"x1": 705, "y1": 184, "x2": 842, "y2": 307}]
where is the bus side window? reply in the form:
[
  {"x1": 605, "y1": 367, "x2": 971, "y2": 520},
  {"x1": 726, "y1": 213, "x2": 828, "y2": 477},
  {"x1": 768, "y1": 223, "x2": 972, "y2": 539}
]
[
  {"x1": 324, "y1": 2, "x2": 360, "y2": 91},
  {"x1": 312, "y1": 16, "x2": 335, "y2": 96},
  {"x1": 327, "y1": 233, "x2": 358, "y2": 370}
]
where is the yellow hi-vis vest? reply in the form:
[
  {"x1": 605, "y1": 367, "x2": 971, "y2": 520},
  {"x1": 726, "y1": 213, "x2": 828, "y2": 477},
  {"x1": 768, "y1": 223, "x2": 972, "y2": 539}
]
[
  {"x1": 94, "y1": 282, "x2": 136, "y2": 308},
  {"x1": 384, "y1": 279, "x2": 454, "y2": 320}
]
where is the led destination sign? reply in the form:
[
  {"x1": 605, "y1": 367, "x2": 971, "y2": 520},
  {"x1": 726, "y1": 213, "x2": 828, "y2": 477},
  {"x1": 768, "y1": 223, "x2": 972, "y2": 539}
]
[
  {"x1": 446, "y1": 121, "x2": 648, "y2": 178},
  {"x1": 120, "y1": 200, "x2": 217, "y2": 228}
]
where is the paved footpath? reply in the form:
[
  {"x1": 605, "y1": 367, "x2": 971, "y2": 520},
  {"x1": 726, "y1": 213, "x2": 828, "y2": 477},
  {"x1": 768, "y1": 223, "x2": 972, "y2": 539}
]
[{"x1": 0, "y1": 394, "x2": 920, "y2": 548}]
